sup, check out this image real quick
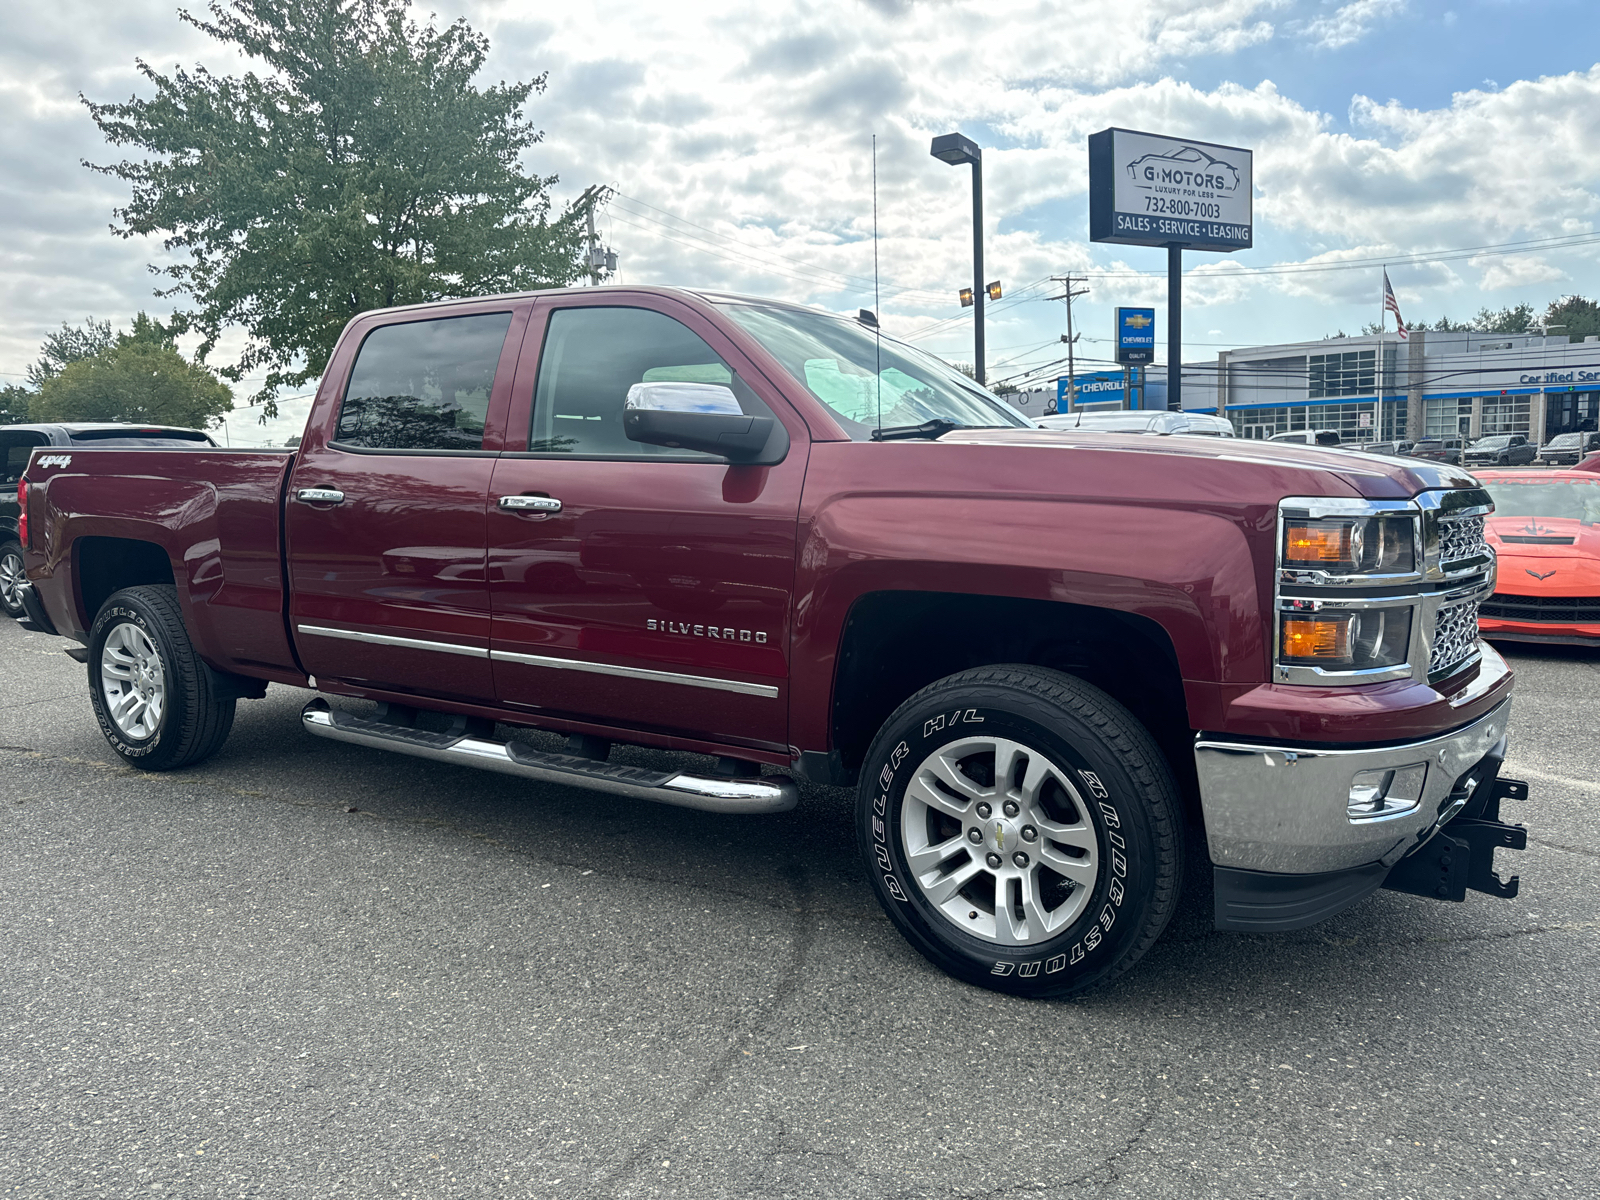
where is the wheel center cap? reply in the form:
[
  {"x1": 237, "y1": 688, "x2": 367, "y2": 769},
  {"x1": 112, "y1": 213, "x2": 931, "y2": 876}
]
[{"x1": 990, "y1": 818, "x2": 1017, "y2": 853}]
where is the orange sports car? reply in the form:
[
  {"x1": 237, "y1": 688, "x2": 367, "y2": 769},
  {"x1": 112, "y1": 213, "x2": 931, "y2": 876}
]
[{"x1": 1474, "y1": 467, "x2": 1600, "y2": 647}]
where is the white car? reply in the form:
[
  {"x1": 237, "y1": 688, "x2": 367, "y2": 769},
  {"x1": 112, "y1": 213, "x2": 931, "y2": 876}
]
[{"x1": 1035, "y1": 410, "x2": 1235, "y2": 437}]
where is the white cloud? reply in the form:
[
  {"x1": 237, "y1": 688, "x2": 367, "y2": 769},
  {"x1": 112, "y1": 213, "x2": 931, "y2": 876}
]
[
  {"x1": 1298, "y1": 0, "x2": 1405, "y2": 51},
  {"x1": 1, "y1": 0, "x2": 1599, "y2": 382}
]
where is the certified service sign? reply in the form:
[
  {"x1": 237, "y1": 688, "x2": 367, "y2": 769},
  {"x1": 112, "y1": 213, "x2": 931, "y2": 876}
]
[{"x1": 1089, "y1": 128, "x2": 1252, "y2": 252}]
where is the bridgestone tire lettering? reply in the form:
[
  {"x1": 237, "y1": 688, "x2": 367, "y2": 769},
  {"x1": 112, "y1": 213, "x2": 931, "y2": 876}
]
[{"x1": 855, "y1": 664, "x2": 1183, "y2": 999}]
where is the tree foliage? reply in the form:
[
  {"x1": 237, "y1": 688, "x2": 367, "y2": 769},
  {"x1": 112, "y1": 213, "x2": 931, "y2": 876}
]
[
  {"x1": 31, "y1": 314, "x2": 233, "y2": 429},
  {"x1": 83, "y1": 0, "x2": 596, "y2": 415},
  {"x1": 1545, "y1": 295, "x2": 1600, "y2": 343},
  {"x1": 26, "y1": 317, "x2": 116, "y2": 389},
  {"x1": 0, "y1": 385, "x2": 31, "y2": 425}
]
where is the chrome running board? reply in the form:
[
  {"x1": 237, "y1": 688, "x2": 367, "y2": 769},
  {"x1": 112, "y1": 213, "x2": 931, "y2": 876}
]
[{"x1": 300, "y1": 699, "x2": 797, "y2": 814}]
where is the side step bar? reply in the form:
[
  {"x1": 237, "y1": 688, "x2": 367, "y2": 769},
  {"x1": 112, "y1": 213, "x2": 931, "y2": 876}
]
[{"x1": 300, "y1": 698, "x2": 797, "y2": 814}]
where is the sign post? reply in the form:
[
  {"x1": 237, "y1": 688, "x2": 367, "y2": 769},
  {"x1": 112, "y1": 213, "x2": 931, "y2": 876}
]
[{"x1": 1090, "y1": 128, "x2": 1253, "y2": 412}]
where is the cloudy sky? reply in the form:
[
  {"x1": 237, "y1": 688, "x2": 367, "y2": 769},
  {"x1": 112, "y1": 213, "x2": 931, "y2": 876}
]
[{"x1": 4, "y1": 0, "x2": 1600, "y2": 434}]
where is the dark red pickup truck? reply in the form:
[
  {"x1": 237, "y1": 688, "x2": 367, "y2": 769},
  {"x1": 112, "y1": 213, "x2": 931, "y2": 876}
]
[{"x1": 15, "y1": 287, "x2": 1530, "y2": 996}]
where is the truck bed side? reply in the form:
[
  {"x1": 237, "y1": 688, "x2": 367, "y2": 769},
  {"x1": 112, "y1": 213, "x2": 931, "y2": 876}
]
[{"x1": 27, "y1": 449, "x2": 304, "y2": 682}]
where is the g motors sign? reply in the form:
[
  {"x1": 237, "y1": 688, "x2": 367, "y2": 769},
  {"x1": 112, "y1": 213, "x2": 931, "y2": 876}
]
[{"x1": 1089, "y1": 128, "x2": 1252, "y2": 252}]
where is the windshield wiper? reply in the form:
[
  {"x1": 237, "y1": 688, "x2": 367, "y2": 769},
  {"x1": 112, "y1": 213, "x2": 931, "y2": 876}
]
[{"x1": 869, "y1": 418, "x2": 966, "y2": 442}]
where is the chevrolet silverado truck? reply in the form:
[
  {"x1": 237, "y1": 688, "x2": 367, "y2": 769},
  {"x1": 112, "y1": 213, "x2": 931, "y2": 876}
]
[{"x1": 14, "y1": 287, "x2": 1530, "y2": 997}]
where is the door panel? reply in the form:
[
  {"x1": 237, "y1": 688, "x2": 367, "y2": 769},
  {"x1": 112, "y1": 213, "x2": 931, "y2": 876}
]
[
  {"x1": 486, "y1": 299, "x2": 807, "y2": 750},
  {"x1": 285, "y1": 306, "x2": 525, "y2": 703}
]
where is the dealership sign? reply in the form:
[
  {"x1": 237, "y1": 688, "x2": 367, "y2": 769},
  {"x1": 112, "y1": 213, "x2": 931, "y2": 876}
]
[
  {"x1": 1058, "y1": 371, "x2": 1128, "y2": 410},
  {"x1": 1089, "y1": 128, "x2": 1253, "y2": 252},
  {"x1": 1116, "y1": 307, "x2": 1156, "y2": 364}
]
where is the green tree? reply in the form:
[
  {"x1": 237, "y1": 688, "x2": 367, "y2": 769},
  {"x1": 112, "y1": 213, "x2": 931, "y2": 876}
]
[
  {"x1": 1, "y1": 385, "x2": 32, "y2": 425},
  {"x1": 26, "y1": 317, "x2": 115, "y2": 389},
  {"x1": 83, "y1": 0, "x2": 596, "y2": 416},
  {"x1": 31, "y1": 313, "x2": 233, "y2": 429},
  {"x1": 1544, "y1": 295, "x2": 1600, "y2": 343},
  {"x1": 1472, "y1": 303, "x2": 1535, "y2": 334}
]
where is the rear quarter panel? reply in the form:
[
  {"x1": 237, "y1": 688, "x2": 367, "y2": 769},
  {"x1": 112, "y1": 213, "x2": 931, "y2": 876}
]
[{"x1": 26, "y1": 449, "x2": 301, "y2": 679}]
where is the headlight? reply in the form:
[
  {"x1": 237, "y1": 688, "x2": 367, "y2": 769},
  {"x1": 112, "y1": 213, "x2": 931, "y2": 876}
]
[
  {"x1": 1278, "y1": 607, "x2": 1413, "y2": 671},
  {"x1": 1282, "y1": 515, "x2": 1415, "y2": 575}
]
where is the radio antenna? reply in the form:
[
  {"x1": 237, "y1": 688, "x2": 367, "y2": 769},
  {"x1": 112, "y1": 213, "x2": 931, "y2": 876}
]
[{"x1": 873, "y1": 133, "x2": 882, "y2": 430}]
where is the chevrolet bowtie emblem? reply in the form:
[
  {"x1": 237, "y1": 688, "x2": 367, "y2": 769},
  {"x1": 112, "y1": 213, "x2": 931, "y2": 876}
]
[
  {"x1": 1124, "y1": 314, "x2": 1153, "y2": 328},
  {"x1": 992, "y1": 822, "x2": 1005, "y2": 851},
  {"x1": 1527, "y1": 569, "x2": 1556, "y2": 581}
]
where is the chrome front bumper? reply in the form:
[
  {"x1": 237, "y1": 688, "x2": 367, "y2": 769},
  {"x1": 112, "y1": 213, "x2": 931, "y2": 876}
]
[{"x1": 1194, "y1": 649, "x2": 1513, "y2": 875}]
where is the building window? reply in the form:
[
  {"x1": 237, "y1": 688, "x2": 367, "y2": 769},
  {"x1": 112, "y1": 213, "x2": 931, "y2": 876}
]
[
  {"x1": 1425, "y1": 396, "x2": 1472, "y2": 438},
  {"x1": 1308, "y1": 350, "x2": 1375, "y2": 399},
  {"x1": 1481, "y1": 394, "x2": 1531, "y2": 436}
]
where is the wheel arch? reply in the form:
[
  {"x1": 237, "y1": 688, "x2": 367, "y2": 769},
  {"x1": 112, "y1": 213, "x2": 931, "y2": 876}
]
[
  {"x1": 74, "y1": 536, "x2": 177, "y2": 632},
  {"x1": 821, "y1": 591, "x2": 1197, "y2": 811}
]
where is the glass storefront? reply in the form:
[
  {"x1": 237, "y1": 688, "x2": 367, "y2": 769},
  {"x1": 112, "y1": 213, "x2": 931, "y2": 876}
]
[
  {"x1": 1545, "y1": 392, "x2": 1600, "y2": 436},
  {"x1": 1232, "y1": 400, "x2": 1407, "y2": 442}
]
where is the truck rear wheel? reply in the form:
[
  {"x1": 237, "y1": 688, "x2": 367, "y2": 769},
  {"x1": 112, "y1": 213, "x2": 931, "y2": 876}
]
[
  {"x1": 87, "y1": 585, "x2": 236, "y2": 771},
  {"x1": 857, "y1": 665, "x2": 1182, "y2": 998},
  {"x1": 1, "y1": 540, "x2": 25, "y2": 620}
]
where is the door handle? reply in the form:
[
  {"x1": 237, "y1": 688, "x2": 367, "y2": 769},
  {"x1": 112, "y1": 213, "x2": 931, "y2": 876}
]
[
  {"x1": 498, "y1": 495, "x2": 562, "y2": 513},
  {"x1": 296, "y1": 487, "x2": 345, "y2": 504}
]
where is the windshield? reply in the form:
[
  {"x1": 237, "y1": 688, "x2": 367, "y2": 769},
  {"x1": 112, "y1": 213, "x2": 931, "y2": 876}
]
[
  {"x1": 1471, "y1": 437, "x2": 1511, "y2": 449},
  {"x1": 1482, "y1": 478, "x2": 1600, "y2": 524},
  {"x1": 1547, "y1": 435, "x2": 1578, "y2": 447},
  {"x1": 716, "y1": 302, "x2": 1030, "y2": 438}
]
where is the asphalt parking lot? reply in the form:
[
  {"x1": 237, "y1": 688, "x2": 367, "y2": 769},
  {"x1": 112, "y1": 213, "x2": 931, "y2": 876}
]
[{"x1": 2, "y1": 617, "x2": 1597, "y2": 1199}]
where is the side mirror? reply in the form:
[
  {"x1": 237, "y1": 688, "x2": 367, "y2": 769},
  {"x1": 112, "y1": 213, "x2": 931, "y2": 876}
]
[{"x1": 622, "y1": 382, "x2": 785, "y2": 463}]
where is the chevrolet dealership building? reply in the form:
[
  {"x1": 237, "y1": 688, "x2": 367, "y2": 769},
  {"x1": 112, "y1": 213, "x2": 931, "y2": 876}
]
[{"x1": 1176, "y1": 328, "x2": 1600, "y2": 443}]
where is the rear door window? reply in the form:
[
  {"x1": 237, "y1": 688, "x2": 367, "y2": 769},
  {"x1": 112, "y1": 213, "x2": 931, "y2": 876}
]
[
  {"x1": 66, "y1": 430, "x2": 215, "y2": 448},
  {"x1": 2, "y1": 432, "x2": 48, "y2": 487},
  {"x1": 336, "y1": 313, "x2": 514, "y2": 451}
]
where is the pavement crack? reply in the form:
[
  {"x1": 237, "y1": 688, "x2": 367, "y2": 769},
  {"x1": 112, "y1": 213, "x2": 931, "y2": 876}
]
[
  {"x1": 1529, "y1": 834, "x2": 1600, "y2": 859},
  {"x1": 577, "y1": 862, "x2": 817, "y2": 1199}
]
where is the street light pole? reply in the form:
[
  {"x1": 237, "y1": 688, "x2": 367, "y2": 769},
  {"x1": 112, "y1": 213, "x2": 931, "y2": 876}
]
[{"x1": 932, "y1": 133, "x2": 986, "y2": 384}]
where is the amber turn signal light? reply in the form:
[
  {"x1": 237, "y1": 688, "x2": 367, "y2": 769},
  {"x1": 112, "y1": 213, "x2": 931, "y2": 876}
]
[
  {"x1": 1281, "y1": 616, "x2": 1351, "y2": 660},
  {"x1": 1284, "y1": 522, "x2": 1354, "y2": 568}
]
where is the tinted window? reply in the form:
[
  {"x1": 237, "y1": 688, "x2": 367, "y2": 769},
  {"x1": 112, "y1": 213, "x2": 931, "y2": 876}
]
[
  {"x1": 531, "y1": 307, "x2": 769, "y2": 457},
  {"x1": 3, "y1": 432, "x2": 48, "y2": 486},
  {"x1": 66, "y1": 433, "x2": 214, "y2": 447},
  {"x1": 337, "y1": 313, "x2": 513, "y2": 451}
]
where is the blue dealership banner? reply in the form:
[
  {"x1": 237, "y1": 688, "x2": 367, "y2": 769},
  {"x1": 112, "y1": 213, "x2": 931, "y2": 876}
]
[
  {"x1": 1058, "y1": 371, "x2": 1128, "y2": 410},
  {"x1": 1116, "y1": 307, "x2": 1155, "y2": 364}
]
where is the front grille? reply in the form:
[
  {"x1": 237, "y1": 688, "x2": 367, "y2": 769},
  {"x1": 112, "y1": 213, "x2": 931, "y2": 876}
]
[
  {"x1": 1480, "y1": 594, "x2": 1600, "y2": 624},
  {"x1": 1437, "y1": 513, "x2": 1489, "y2": 567},
  {"x1": 1430, "y1": 600, "x2": 1481, "y2": 676}
]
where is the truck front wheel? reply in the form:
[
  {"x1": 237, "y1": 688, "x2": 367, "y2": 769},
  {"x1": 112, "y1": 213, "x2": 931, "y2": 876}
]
[
  {"x1": 857, "y1": 666, "x2": 1183, "y2": 998},
  {"x1": 87, "y1": 585, "x2": 236, "y2": 771}
]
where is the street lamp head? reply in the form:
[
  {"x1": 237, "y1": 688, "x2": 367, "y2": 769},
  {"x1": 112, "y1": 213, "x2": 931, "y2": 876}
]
[{"x1": 930, "y1": 132, "x2": 981, "y2": 167}]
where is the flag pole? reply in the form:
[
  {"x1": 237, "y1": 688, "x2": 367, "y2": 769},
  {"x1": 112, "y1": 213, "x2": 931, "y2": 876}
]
[{"x1": 1377, "y1": 267, "x2": 1385, "y2": 443}]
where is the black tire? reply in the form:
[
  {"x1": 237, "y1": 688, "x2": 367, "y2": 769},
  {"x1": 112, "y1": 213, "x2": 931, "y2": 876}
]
[
  {"x1": 857, "y1": 665, "x2": 1183, "y2": 998},
  {"x1": 1, "y1": 539, "x2": 26, "y2": 620},
  {"x1": 87, "y1": 585, "x2": 236, "y2": 771}
]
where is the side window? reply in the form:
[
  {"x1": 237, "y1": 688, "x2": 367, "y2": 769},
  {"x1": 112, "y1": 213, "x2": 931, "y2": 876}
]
[
  {"x1": 335, "y1": 312, "x2": 513, "y2": 451},
  {"x1": 531, "y1": 307, "x2": 770, "y2": 457},
  {"x1": 2, "y1": 433, "x2": 47, "y2": 487}
]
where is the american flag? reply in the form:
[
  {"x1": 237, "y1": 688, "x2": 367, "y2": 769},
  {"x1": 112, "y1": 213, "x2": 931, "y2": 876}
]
[{"x1": 1383, "y1": 270, "x2": 1408, "y2": 340}]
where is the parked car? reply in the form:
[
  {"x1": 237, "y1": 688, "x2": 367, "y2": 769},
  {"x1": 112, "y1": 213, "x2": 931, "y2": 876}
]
[
  {"x1": 1035, "y1": 410, "x2": 1235, "y2": 436},
  {"x1": 15, "y1": 286, "x2": 1528, "y2": 999},
  {"x1": 1475, "y1": 467, "x2": 1600, "y2": 648},
  {"x1": 1464, "y1": 434, "x2": 1538, "y2": 467},
  {"x1": 1268, "y1": 428, "x2": 1340, "y2": 446},
  {"x1": 1409, "y1": 437, "x2": 1465, "y2": 464},
  {"x1": 1538, "y1": 431, "x2": 1600, "y2": 466},
  {"x1": 1359, "y1": 440, "x2": 1414, "y2": 456},
  {"x1": 2, "y1": 422, "x2": 217, "y2": 619}
]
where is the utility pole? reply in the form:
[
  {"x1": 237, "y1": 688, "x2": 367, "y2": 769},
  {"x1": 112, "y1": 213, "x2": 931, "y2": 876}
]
[
  {"x1": 1049, "y1": 275, "x2": 1090, "y2": 411},
  {"x1": 580, "y1": 185, "x2": 616, "y2": 286}
]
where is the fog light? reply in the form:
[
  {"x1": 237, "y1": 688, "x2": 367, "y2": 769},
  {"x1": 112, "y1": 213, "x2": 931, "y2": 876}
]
[{"x1": 1348, "y1": 764, "x2": 1428, "y2": 822}]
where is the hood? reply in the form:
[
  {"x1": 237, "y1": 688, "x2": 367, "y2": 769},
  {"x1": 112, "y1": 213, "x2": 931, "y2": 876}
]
[{"x1": 942, "y1": 427, "x2": 1479, "y2": 499}]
